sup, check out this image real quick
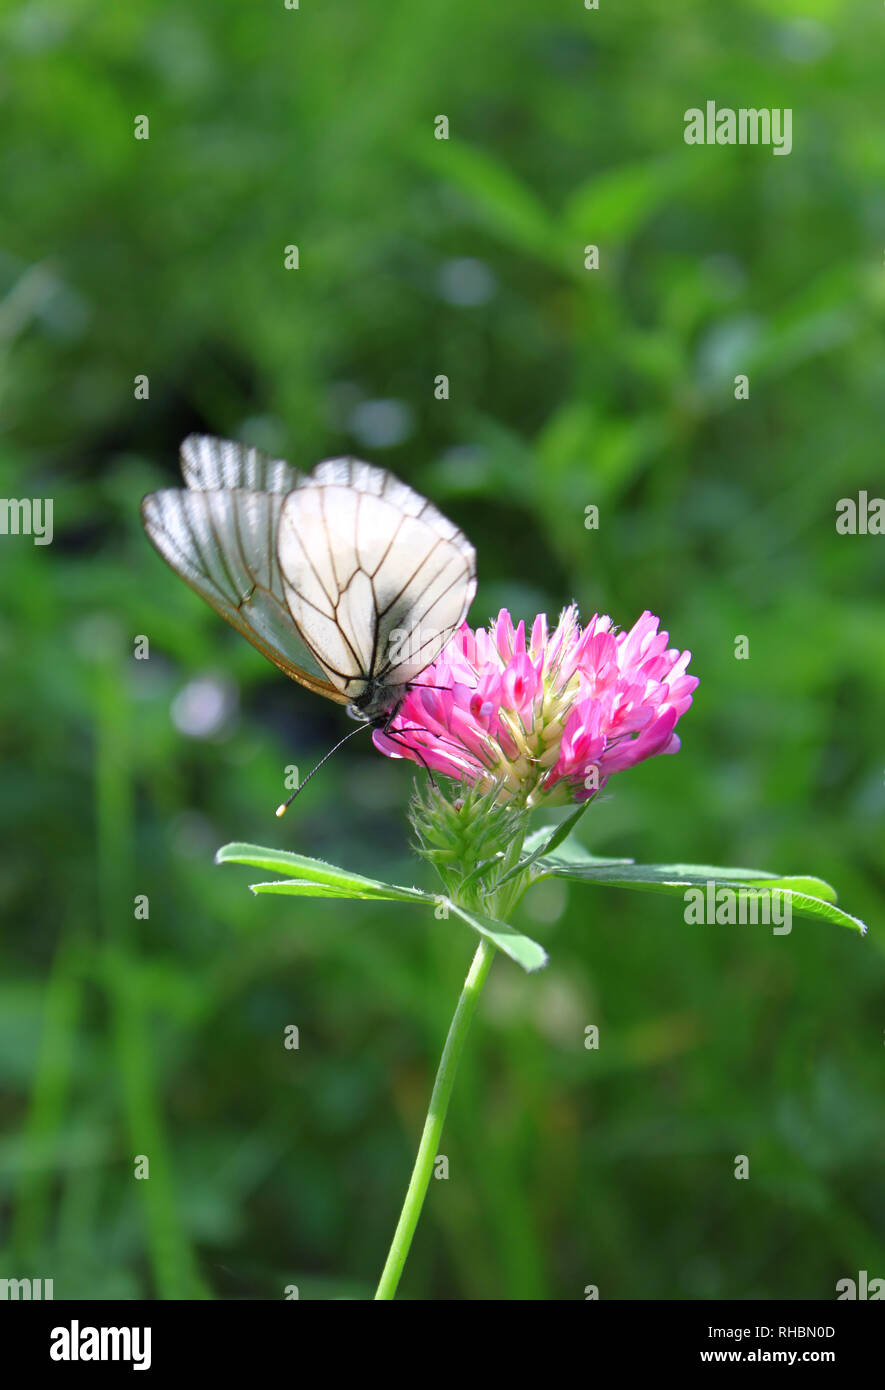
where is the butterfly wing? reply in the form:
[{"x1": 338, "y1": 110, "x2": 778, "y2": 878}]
[
  {"x1": 179, "y1": 433, "x2": 298, "y2": 494},
  {"x1": 277, "y1": 457, "x2": 477, "y2": 702},
  {"x1": 141, "y1": 439, "x2": 347, "y2": 702}
]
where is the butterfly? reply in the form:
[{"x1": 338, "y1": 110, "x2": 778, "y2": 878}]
[{"x1": 141, "y1": 435, "x2": 477, "y2": 802}]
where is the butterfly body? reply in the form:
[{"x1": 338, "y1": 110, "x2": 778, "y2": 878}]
[
  {"x1": 142, "y1": 436, "x2": 476, "y2": 732},
  {"x1": 347, "y1": 682, "x2": 406, "y2": 725}
]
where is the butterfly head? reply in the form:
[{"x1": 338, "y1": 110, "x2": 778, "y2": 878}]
[{"x1": 346, "y1": 681, "x2": 406, "y2": 729}]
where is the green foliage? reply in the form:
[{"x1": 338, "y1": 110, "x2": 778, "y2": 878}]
[
  {"x1": 0, "y1": 0, "x2": 882, "y2": 1301},
  {"x1": 216, "y1": 840, "x2": 548, "y2": 974}
]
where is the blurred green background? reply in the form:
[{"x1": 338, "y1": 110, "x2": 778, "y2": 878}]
[{"x1": 1, "y1": 0, "x2": 883, "y2": 1301}]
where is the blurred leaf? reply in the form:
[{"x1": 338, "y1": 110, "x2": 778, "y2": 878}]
[
  {"x1": 561, "y1": 154, "x2": 700, "y2": 245},
  {"x1": 407, "y1": 135, "x2": 561, "y2": 266}
]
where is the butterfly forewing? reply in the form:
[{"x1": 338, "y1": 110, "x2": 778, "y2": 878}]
[
  {"x1": 141, "y1": 439, "x2": 346, "y2": 701},
  {"x1": 180, "y1": 434, "x2": 298, "y2": 494}
]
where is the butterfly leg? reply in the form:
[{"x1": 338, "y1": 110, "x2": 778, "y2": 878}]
[{"x1": 379, "y1": 713, "x2": 440, "y2": 792}]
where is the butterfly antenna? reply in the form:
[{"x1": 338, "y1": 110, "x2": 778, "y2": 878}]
[{"x1": 275, "y1": 722, "x2": 371, "y2": 817}]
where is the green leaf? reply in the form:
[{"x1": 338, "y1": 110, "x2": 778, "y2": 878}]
[
  {"x1": 521, "y1": 824, "x2": 632, "y2": 867},
  {"x1": 249, "y1": 879, "x2": 423, "y2": 903},
  {"x1": 534, "y1": 857, "x2": 867, "y2": 936},
  {"x1": 216, "y1": 843, "x2": 549, "y2": 972},
  {"x1": 444, "y1": 901, "x2": 548, "y2": 973},
  {"x1": 216, "y1": 842, "x2": 428, "y2": 903}
]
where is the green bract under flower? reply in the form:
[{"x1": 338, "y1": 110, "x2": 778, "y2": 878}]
[{"x1": 409, "y1": 780, "x2": 532, "y2": 919}]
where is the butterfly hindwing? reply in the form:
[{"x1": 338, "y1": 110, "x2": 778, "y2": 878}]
[{"x1": 277, "y1": 458, "x2": 477, "y2": 699}]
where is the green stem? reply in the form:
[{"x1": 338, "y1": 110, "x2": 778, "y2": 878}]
[{"x1": 374, "y1": 938, "x2": 496, "y2": 1300}]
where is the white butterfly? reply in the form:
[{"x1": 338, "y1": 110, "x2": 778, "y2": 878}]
[{"x1": 141, "y1": 435, "x2": 477, "y2": 735}]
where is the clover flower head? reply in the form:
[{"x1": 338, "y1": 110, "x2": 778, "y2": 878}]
[{"x1": 374, "y1": 606, "x2": 699, "y2": 808}]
